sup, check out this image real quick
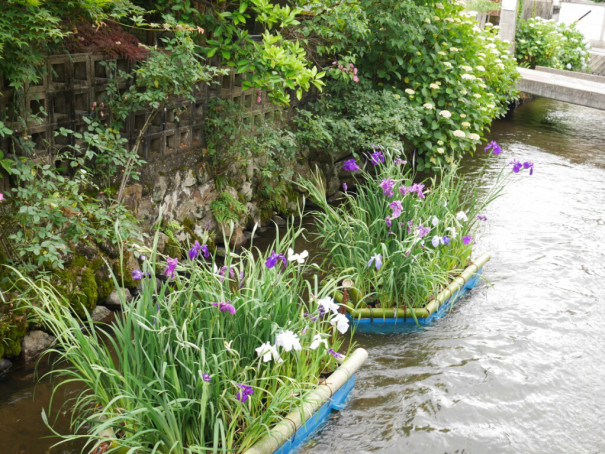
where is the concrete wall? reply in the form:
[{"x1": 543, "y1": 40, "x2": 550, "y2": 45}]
[{"x1": 558, "y1": 2, "x2": 605, "y2": 46}]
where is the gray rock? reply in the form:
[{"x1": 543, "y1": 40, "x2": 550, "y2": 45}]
[
  {"x1": 104, "y1": 288, "x2": 133, "y2": 309},
  {"x1": 0, "y1": 358, "x2": 12, "y2": 376},
  {"x1": 22, "y1": 330, "x2": 56, "y2": 362},
  {"x1": 272, "y1": 215, "x2": 286, "y2": 226},
  {"x1": 91, "y1": 305, "x2": 113, "y2": 323},
  {"x1": 182, "y1": 169, "x2": 197, "y2": 187}
]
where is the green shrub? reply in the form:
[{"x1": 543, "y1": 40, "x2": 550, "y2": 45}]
[
  {"x1": 515, "y1": 17, "x2": 590, "y2": 71},
  {"x1": 302, "y1": 0, "x2": 519, "y2": 170},
  {"x1": 295, "y1": 79, "x2": 424, "y2": 158},
  {"x1": 210, "y1": 192, "x2": 247, "y2": 225}
]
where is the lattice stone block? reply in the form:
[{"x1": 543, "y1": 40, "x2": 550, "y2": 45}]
[
  {"x1": 192, "y1": 125, "x2": 204, "y2": 148},
  {"x1": 48, "y1": 55, "x2": 70, "y2": 92},
  {"x1": 178, "y1": 127, "x2": 193, "y2": 151},
  {"x1": 164, "y1": 131, "x2": 177, "y2": 155},
  {"x1": 71, "y1": 54, "x2": 92, "y2": 89},
  {"x1": 50, "y1": 92, "x2": 71, "y2": 123}
]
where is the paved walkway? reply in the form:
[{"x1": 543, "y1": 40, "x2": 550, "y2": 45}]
[{"x1": 517, "y1": 66, "x2": 605, "y2": 110}]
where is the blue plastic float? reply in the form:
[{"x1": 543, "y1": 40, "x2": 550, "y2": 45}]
[
  {"x1": 273, "y1": 374, "x2": 357, "y2": 454},
  {"x1": 348, "y1": 267, "x2": 483, "y2": 333}
]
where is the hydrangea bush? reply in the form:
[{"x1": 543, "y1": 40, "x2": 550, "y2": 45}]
[
  {"x1": 515, "y1": 17, "x2": 590, "y2": 71},
  {"x1": 300, "y1": 0, "x2": 519, "y2": 171}
]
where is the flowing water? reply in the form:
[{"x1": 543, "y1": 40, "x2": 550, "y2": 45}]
[
  {"x1": 1, "y1": 98, "x2": 605, "y2": 453},
  {"x1": 301, "y1": 98, "x2": 605, "y2": 453}
]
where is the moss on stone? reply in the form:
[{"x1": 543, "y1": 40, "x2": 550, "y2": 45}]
[
  {"x1": 54, "y1": 255, "x2": 99, "y2": 317},
  {"x1": 0, "y1": 315, "x2": 27, "y2": 359}
]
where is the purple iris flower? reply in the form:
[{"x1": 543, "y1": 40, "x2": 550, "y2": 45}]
[
  {"x1": 417, "y1": 224, "x2": 430, "y2": 238},
  {"x1": 380, "y1": 178, "x2": 395, "y2": 198},
  {"x1": 407, "y1": 220, "x2": 413, "y2": 234},
  {"x1": 188, "y1": 240, "x2": 201, "y2": 260},
  {"x1": 442, "y1": 235, "x2": 451, "y2": 245},
  {"x1": 523, "y1": 161, "x2": 534, "y2": 175},
  {"x1": 389, "y1": 200, "x2": 403, "y2": 219},
  {"x1": 477, "y1": 215, "x2": 488, "y2": 221},
  {"x1": 328, "y1": 348, "x2": 344, "y2": 359},
  {"x1": 367, "y1": 253, "x2": 383, "y2": 270},
  {"x1": 509, "y1": 159, "x2": 523, "y2": 173},
  {"x1": 239, "y1": 269, "x2": 245, "y2": 289},
  {"x1": 304, "y1": 312, "x2": 319, "y2": 322},
  {"x1": 211, "y1": 301, "x2": 236, "y2": 315},
  {"x1": 394, "y1": 158, "x2": 407, "y2": 165},
  {"x1": 370, "y1": 150, "x2": 385, "y2": 166},
  {"x1": 484, "y1": 140, "x2": 502, "y2": 155},
  {"x1": 385, "y1": 216, "x2": 392, "y2": 228},
  {"x1": 399, "y1": 185, "x2": 408, "y2": 196},
  {"x1": 202, "y1": 373, "x2": 212, "y2": 382},
  {"x1": 265, "y1": 251, "x2": 287, "y2": 269},
  {"x1": 236, "y1": 384, "x2": 254, "y2": 403},
  {"x1": 342, "y1": 182, "x2": 348, "y2": 192},
  {"x1": 343, "y1": 159, "x2": 360, "y2": 172},
  {"x1": 162, "y1": 257, "x2": 178, "y2": 279},
  {"x1": 409, "y1": 183, "x2": 425, "y2": 199},
  {"x1": 201, "y1": 244, "x2": 210, "y2": 258},
  {"x1": 463, "y1": 235, "x2": 473, "y2": 245},
  {"x1": 132, "y1": 269, "x2": 145, "y2": 280}
]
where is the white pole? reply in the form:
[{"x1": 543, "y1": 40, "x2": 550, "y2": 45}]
[{"x1": 500, "y1": 0, "x2": 519, "y2": 54}]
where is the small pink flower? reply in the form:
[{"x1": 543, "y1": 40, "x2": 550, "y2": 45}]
[
  {"x1": 0, "y1": 193, "x2": 4, "y2": 201},
  {"x1": 353, "y1": 68, "x2": 358, "y2": 75},
  {"x1": 353, "y1": 76, "x2": 359, "y2": 83},
  {"x1": 256, "y1": 96, "x2": 261, "y2": 103}
]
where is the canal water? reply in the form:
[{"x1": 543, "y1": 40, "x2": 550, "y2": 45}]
[
  {"x1": 301, "y1": 98, "x2": 605, "y2": 453},
  {"x1": 1, "y1": 97, "x2": 604, "y2": 453}
]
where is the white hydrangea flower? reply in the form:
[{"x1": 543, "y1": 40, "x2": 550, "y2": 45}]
[
  {"x1": 439, "y1": 110, "x2": 452, "y2": 118},
  {"x1": 453, "y1": 130, "x2": 466, "y2": 138},
  {"x1": 468, "y1": 133, "x2": 480, "y2": 141},
  {"x1": 423, "y1": 103, "x2": 434, "y2": 109},
  {"x1": 430, "y1": 83, "x2": 440, "y2": 89},
  {"x1": 405, "y1": 88, "x2": 415, "y2": 95}
]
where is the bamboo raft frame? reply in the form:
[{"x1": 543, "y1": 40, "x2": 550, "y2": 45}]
[{"x1": 336, "y1": 252, "x2": 492, "y2": 329}]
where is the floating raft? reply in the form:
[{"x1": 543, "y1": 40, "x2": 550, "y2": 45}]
[
  {"x1": 243, "y1": 348, "x2": 368, "y2": 454},
  {"x1": 340, "y1": 252, "x2": 492, "y2": 333}
]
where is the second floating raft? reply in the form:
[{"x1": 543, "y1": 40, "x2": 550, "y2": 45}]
[{"x1": 341, "y1": 252, "x2": 492, "y2": 333}]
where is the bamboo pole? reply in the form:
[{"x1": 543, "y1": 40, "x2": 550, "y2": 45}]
[
  {"x1": 346, "y1": 252, "x2": 492, "y2": 320},
  {"x1": 243, "y1": 348, "x2": 369, "y2": 454}
]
